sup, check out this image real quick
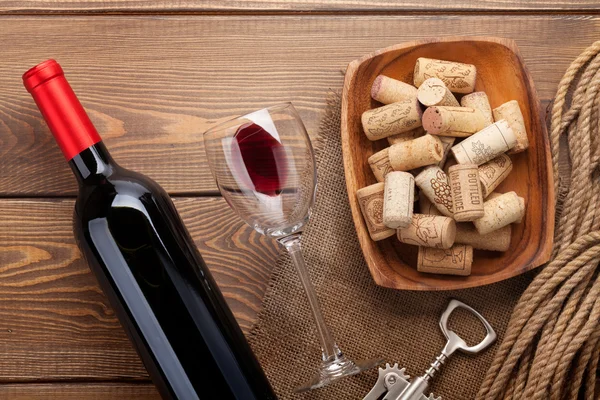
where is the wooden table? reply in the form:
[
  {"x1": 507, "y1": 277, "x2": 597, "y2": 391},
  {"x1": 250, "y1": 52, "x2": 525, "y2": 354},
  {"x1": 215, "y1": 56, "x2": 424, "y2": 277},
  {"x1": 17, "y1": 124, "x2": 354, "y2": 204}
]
[{"x1": 0, "y1": 1, "x2": 598, "y2": 398}]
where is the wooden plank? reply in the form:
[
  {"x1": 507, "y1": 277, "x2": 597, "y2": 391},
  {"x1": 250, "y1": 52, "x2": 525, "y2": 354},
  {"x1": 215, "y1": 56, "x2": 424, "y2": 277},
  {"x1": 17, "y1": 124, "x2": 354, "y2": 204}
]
[
  {"x1": 0, "y1": 15, "x2": 596, "y2": 196},
  {"x1": 0, "y1": 0, "x2": 598, "y2": 13},
  {"x1": 0, "y1": 383, "x2": 160, "y2": 399},
  {"x1": 0, "y1": 197, "x2": 279, "y2": 381}
]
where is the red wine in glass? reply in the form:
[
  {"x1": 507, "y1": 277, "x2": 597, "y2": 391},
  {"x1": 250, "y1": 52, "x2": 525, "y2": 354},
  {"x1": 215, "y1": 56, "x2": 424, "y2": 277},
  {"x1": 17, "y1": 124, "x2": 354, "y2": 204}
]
[{"x1": 232, "y1": 122, "x2": 288, "y2": 196}]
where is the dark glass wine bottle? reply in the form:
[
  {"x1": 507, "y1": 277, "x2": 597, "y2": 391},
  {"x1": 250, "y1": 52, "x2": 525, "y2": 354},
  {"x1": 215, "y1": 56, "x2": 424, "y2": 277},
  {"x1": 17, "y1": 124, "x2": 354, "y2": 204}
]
[{"x1": 23, "y1": 60, "x2": 277, "y2": 400}]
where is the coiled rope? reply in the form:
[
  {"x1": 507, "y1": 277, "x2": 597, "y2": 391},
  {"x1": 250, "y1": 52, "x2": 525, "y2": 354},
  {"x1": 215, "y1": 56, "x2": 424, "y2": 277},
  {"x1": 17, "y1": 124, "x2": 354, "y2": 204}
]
[{"x1": 477, "y1": 41, "x2": 600, "y2": 400}]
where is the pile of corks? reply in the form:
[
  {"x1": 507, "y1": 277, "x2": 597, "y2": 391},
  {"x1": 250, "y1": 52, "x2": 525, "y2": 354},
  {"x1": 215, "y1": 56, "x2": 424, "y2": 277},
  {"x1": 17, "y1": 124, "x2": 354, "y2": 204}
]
[{"x1": 357, "y1": 57, "x2": 529, "y2": 277}]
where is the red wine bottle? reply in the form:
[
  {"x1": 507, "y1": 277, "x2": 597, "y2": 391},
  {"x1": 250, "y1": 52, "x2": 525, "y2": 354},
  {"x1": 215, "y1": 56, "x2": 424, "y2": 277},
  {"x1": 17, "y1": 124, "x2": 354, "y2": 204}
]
[{"x1": 23, "y1": 60, "x2": 277, "y2": 400}]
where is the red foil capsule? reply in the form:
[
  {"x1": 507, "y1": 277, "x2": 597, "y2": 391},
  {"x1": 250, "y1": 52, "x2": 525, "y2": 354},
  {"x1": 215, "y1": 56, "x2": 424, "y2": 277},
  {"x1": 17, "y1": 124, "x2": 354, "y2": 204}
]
[{"x1": 23, "y1": 59, "x2": 101, "y2": 160}]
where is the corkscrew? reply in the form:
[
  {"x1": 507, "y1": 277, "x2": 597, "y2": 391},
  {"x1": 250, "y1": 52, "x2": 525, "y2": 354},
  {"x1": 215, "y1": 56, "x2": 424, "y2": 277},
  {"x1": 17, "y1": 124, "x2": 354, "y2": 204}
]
[{"x1": 363, "y1": 299, "x2": 497, "y2": 400}]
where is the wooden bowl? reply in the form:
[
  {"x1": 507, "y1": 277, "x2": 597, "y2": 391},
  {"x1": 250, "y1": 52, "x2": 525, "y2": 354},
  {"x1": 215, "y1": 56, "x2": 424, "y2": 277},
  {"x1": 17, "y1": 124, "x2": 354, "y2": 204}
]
[{"x1": 341, "y1": 37, "x2": 554, "y2": 291}]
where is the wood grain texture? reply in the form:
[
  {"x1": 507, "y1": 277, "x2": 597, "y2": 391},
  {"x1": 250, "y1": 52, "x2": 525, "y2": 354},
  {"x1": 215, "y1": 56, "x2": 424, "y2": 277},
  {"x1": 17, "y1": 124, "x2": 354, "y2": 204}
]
[
  {"x1": 0, "y1": 15, "x2": 598, "y2": 196},
  {"x1": 341, "y1": 37, "x2": 554, "y2": 290},
  {"x1": 0, "y1": 197, "x2": 279, "y2": 380},
  {"x1": 0, "y1": 0, "x2": 598, "y2": 13},
  {"x1": 0, "y1": 383, "x2": 160, "y2": 399}
]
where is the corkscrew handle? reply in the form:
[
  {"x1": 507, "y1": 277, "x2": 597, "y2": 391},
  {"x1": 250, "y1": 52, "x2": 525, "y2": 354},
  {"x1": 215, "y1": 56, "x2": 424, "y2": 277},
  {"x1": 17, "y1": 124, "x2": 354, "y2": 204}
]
[{"x1": 439, "y1": 299, "x2": 497, "y2": 357}]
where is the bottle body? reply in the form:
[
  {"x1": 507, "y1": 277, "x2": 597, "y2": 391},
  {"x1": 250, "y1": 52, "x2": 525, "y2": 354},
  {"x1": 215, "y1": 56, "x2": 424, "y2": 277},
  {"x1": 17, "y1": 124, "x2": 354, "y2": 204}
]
[
  {"x1": 24, "y1": 60, "x2": 276, "y2": 400},
  {"x1": 72, "y1": 144, "x2": 275, "y2": 400}
]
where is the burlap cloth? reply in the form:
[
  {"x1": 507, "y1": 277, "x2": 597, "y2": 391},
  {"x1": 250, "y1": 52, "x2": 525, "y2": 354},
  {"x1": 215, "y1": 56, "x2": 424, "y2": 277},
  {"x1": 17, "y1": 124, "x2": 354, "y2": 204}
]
[{"x1": 248, "y1": 94, "x2": 533, "y2": 400}]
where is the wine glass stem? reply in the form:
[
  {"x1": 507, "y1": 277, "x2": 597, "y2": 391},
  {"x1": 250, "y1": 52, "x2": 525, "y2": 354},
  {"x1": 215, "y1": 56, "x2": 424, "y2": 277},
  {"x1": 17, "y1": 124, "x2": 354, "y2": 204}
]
[{"x1": 279, "y1": 233, "x2": 341, "y2": 362}]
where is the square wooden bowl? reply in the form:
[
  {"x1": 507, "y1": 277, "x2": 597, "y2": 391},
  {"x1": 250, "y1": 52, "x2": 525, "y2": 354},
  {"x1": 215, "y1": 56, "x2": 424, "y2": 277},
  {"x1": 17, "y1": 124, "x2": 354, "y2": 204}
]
[{"x1": 341, "y1": 37, "x2": 554, "y2": 291}]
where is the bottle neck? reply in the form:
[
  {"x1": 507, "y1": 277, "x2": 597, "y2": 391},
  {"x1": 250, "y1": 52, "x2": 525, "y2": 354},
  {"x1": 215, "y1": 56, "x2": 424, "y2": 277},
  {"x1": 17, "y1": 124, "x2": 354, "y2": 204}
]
[
  {"x1": 23, "y1": 59, "x2": 102, "y2": 161},
  {"x1": 69, "y1": 141, "x2": 117, "y2": 185}
]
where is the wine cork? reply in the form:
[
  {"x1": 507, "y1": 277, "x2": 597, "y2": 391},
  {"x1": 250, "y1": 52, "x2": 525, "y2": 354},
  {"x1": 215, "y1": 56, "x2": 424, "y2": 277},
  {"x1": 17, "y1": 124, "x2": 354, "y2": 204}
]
[
  {"x1": 362, "y1": 98, "x2": 423, "y2": 141},
  {"x1": 387, "y1": 126, "x2": 425, "y2": 145},
  {"x1": 487, "y1": 192, "x2": 524, "y2": 223},
  {"x1": 451, "y1": 120, "x2": 517, "y2": 166},
  {"x1": 414, "y1": 166, "x2": 453, "y2": 218},
  {"x1": 460, "y1": 92, "x2": 493, "y2": 126},
  {"x1": 383, "y1": 172, "x2": 415, "y2": 229},
  {"x1": 478, "y1": 154, "x2": 513, "y2": 198},
  {"x1": 357, "y1": 183, "x2": 395, "y2": 241},
  {"x1": 422, "y1": 106, "x2": 488, "y2": 137},
  {"x1": 397, "y1": 214, "x2": 456, "y2": 249},
  {"x1": 419, "y1": 195, "x2": 442, "y2": 216},
  {"x1": 493, "y1": 100, "x2": 529, "y2": 154},
  {"x1": 455, "y1": 223, "x2": 511, "y2": 252},
  {"x1": 417, "y1": 245, "x2": 473, "y2": 276},
  {"x1": 388, "y1": 134, "x2": 444, "y2": 171},
  {"x1": 448, "y1": 164, "x2": 485, "y2": 221},
  {"x1": 417, "y1": 77, "x2": 459, "y2": 107},
  {"x1": 368, "y1": 147, "x2": 393, "y2": 182},
  {"x1": 437, "y1": 136, "x2": 455, "y2": 168},
  {"x1": 413, "y1": 57, "x2": 477, "y2": 94},
  {"x1": 371, "y1": 75, "x2": 419, "y2": 105},
  {"x1": 473, "y1": 191, "x2": 526, "y2": 235}
]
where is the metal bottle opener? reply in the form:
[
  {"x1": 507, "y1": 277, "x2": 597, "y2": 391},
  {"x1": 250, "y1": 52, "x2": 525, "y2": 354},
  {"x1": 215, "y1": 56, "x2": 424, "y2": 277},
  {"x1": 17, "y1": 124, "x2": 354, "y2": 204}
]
[{"x1": 363, "y1": 299, "x2": 497, "y2": 400}]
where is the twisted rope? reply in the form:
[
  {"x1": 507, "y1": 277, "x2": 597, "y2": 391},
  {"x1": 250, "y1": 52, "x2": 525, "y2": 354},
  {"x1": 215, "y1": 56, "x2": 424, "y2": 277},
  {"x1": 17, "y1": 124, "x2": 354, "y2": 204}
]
[{"x1": 477, "y1": 41, "x2": 600, "y2": 400}]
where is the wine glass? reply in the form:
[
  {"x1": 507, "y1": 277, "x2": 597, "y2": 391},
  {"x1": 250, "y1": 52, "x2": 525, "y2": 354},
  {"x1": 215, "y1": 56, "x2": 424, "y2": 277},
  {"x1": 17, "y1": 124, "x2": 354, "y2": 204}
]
[{"x1": 203, "y1": 103, "x2": 381, "y2": 391}]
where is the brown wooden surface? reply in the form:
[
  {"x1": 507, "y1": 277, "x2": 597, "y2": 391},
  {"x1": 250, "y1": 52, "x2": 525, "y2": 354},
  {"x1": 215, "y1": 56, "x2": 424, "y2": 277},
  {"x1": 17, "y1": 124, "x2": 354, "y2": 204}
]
[
  {"x1": 0, "y1": 0, "x2": 598, "y2": 13},
  {"x1": 0, "y1": 2, "x2": 598, "y2": 398},
  {"x1": 0, "y1": 197, "x2": 278, "y2": 381},
  {"x1": 0, "y1": 383, "x2": 160, "y2": 399},
  {"x1": 0, "y1": 15, "x2": 599, "y2": 197},
  {"x1": 341, "y1": 37, "x2": 554, "y2": 290}
]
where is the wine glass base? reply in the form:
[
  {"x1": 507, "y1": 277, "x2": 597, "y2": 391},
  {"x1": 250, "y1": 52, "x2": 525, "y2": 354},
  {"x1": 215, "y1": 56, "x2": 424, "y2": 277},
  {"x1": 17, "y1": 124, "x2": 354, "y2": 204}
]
[{"x1": 295, "y1": 355, "x2": 383, "y2": 392}]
